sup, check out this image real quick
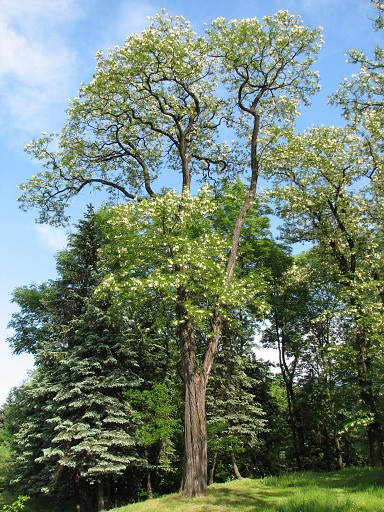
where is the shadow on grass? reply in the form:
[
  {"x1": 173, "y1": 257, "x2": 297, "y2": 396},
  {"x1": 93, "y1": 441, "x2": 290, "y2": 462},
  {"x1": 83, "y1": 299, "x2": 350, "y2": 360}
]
[
  {"x1": 209, "y1": 486, "x2": 376, "y2": 512},
  {"x1": 204, "y1": 487, "x2": 356, "y2": 512},
  {"x1": 258, "y1": 498, "x2": 360, "y2": 512},
  {"x1": 201, "y1": 469, "x2": 384, "y2": 512},
  {"x1": 204, "y1": 485, "x2": 290, "y2": 510}
]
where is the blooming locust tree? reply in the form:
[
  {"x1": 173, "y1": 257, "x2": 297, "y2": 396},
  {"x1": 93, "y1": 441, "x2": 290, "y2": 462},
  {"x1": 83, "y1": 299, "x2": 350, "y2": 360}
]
[
  {"x1": 19, "y1": 12, "x2": 322, "y2": 496},
  {"x1": 267, "y1": 126, "x2": 384, "y2": 466}
]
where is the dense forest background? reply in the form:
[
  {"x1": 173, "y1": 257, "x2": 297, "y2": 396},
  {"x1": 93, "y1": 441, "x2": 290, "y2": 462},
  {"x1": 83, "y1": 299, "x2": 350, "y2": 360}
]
[{"x1": 0, "y1": 2, "x2": 383, "y2": 511}]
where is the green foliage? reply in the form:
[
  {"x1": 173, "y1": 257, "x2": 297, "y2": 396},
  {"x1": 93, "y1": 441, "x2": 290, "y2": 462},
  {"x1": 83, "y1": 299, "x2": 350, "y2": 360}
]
[
  {"x1": 6, "y1": 209, "x2": 142, "y2": 506},
  {"x1": 1, "y1": 496, "x2": 29, "y2": 512},
  {"x1": 0, "y1": 430, "x2": 11, "y2": 495},
  {"x1": 98, "y1": 187, "x2": 269, "y2": 329},
  {"x1": 128, "y1": 384, "x2": 181, "y2": 476},
  {"x1": 8, "y1": 4, "x2": 384, "y2": 504},
  {"x1": 129, "y1": 384, "x2": 181, "y2": 449},
  {"x1": 19, "y1": 11, "x2": 322, "y2": 225}
]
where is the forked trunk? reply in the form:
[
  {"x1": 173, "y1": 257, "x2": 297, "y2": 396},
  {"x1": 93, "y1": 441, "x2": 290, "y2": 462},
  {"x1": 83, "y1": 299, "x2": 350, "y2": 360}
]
[
  {"x1": 209, "y1": 451, "x2": 218, "y2": 485},
  {"x1": 176, "y1": 123, "x2": 257, "y2": 495},
  {"x1": 180, "y1": 375, "x2": 208, "y2": 496},
  {"x1": 231, "y1": 451, "x2": 243, "y2": 479}
]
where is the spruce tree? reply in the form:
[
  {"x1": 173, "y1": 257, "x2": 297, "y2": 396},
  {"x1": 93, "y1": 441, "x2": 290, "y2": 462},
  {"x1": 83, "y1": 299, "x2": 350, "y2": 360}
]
[{"x1": 8, "y1": 208, "x2": 141, "y2": 511}]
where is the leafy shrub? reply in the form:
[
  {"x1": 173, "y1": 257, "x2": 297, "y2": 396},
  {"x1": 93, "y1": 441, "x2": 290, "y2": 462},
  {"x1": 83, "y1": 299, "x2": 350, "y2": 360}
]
[{"x1": 2, "y1": 496, "x2": 29, "y2": 512}]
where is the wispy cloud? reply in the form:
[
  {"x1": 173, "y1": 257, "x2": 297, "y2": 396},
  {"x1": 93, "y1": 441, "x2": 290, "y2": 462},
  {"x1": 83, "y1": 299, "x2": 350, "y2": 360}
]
[
  {"x1": 0, "y1": 0, "x2": 82, "y2": 136},
  {"x1": 281, "y1": 0, "x2": 371, "y2": 41},
  {"x1": 101, "y1": 1, "x2": 158, "y2": 47},
  {"x1": 35, "y1": 224, "x2": 67, "y2": 251},
  {"x1": 0, "y1": 0, "x2": 162, "y2": 139}
]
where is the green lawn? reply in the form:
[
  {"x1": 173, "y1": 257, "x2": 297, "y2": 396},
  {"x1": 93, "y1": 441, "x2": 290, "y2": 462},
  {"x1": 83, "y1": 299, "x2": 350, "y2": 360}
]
[
  {"x1": 1, "y1": 467, "x2": 383, "y2": 511},
  {"x1": 112, "y1": 468, "x2": 384, "y2": 512}
]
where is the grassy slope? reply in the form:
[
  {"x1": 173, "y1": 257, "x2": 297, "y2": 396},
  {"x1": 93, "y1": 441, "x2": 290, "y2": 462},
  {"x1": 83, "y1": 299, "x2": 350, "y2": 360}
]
[{"x1": 113, "y1": 468, "x2": 384, "y2": 512}]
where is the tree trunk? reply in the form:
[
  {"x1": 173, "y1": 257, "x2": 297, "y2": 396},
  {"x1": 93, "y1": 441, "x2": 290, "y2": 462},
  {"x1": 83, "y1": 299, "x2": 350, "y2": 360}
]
[
  {"x1": 275, "y1": 318, "x2": 305, "y2": 470},
  {"x1": 279, "y1": 355, "x2": 305, "y2": 468},
  {"x1": 109, "y1": 475, "x2": 116, "y2": 509},
  {"x1": 147, "y1": 470, "x2": 153, "y2": 499},
  {"x1": 180, "y1": 375, "x2": 208, "y2": 496},
  {"x1": 355, "y1": 325, "x2": 383, "y2": 467},
  {"x1": 97, "y1": 479, "x2": 105, "y2": 512},
  {"x1": 344, "y1": 434, "x2": 354, "y2": 466},
  {"x1": 231, "y1": 451, "x2": 243, "y2": 479},
  {"x1": 74, "y1": 473, "x2": 81, "y2": 512},
  {"x1": 368, "y1": 425, "x2": 383, "y2": 467},
  {"x1": 335, "y1": 434, "x2": 343, "y2": 470},
  {"x1": 209, "y1": 451, "x2": 218, "y2": 485},
  {"x1": 178, "y1": 292, "x2": 221, "y2": 497},
  {"x1": 176, "y1": 109, "x2": 259, "y2": 499}
]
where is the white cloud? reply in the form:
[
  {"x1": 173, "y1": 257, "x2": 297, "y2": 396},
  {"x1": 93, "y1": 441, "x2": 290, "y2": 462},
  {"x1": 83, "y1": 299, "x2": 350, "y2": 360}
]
[
  {"x1": 101, "y1": 1, "x2": 158, "y2": 48},
  {"x1": 0, "y1": 0, "x2": 82, "y2": 136},
  {"x1": 0, "y1": 0, "x2": 163, "y2": 138},
  {"x1": 282, "y1": 0, "x2": 369, "y2": 37},
  {"x1": 116, "y1": 2, "x2": 157, "y2": 36},
  {"x1": 35, "y1": 224, "x2": 67, "y2": 250}
]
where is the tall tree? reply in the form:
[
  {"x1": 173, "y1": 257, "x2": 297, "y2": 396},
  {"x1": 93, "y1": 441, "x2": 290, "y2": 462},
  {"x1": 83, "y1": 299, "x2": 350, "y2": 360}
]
[
  {"x1": 262, "y1": 262, "x2": 309, "y2": 469},
  {"x1": 267, "y1": 126, "x2": 384, "y2": 466},
  {"x1": 8, "y1": 210, "x2": 141, "y2": 510},
  {"x1": 18, "y1": 11, "x2": 322, "y2": 496}
]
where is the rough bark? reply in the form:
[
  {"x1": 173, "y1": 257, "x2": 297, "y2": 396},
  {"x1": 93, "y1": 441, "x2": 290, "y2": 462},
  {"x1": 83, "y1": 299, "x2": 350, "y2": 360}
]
[
  {"x1": 180, "y1": 374, "x2": 208, "y2": 496},
  {"x1": 178, "y1": 284, "x2": 223, "y2": 497},
  {"x1": 177, "y1": 107, "x2": 260, "y2": 497}
]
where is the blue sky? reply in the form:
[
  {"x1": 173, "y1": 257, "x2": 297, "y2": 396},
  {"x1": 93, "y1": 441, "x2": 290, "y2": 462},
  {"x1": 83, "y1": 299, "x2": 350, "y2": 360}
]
[{"x1": 0, "y1": 0, "x2": 381, "y2": 405}]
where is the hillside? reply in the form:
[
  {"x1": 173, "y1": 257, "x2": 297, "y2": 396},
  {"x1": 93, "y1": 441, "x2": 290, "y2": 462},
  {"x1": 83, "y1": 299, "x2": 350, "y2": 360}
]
[{"x1": 112, "y1": 468, "x2": 384, "y2": 512}]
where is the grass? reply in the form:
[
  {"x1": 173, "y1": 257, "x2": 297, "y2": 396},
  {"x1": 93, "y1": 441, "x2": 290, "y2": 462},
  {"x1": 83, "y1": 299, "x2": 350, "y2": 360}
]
[
  {"x1": 112, "y1": 467, "x2": 384, "y2": 512},
  {"x1": 0, "y1": 467, "x2": 383, "y2": 511}
]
